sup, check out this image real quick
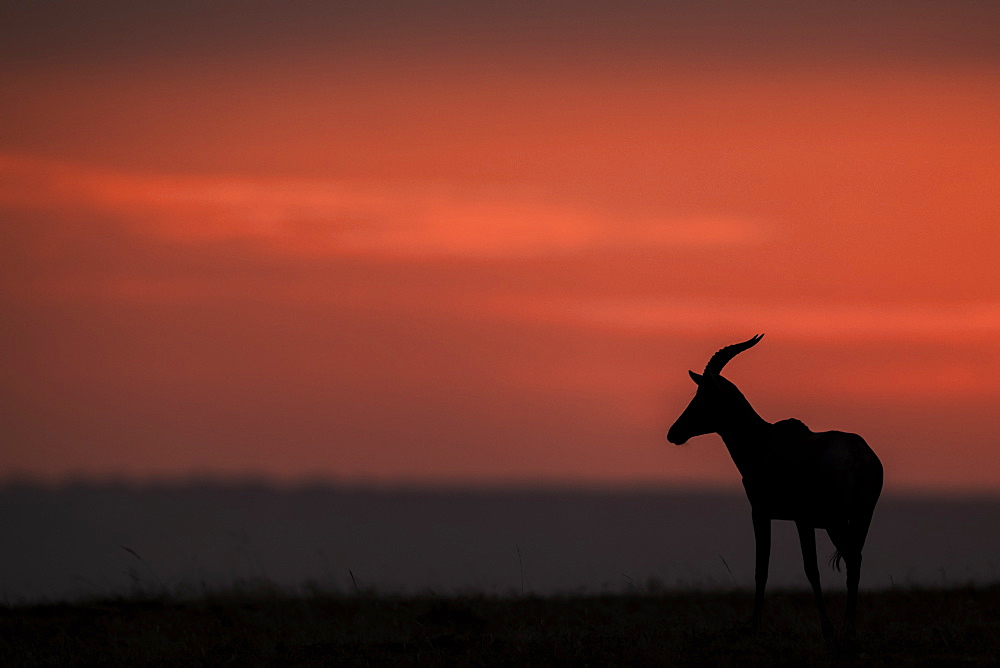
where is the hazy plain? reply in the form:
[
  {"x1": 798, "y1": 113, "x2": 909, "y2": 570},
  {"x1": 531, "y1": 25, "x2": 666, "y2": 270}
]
[{"x1": 2, "y1": 483, "x2": 998, "y2": 603}]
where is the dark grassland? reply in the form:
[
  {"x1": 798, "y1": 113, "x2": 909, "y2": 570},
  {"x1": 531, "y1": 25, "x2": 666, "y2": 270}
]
[{"x1": 3, "y1": 587, "x2": 998, "y2": 666}]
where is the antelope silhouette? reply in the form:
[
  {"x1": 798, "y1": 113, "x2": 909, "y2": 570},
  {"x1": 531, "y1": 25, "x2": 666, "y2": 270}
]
[{"x1": 667, "y1": 335, "x2": 883, "y2": 637}]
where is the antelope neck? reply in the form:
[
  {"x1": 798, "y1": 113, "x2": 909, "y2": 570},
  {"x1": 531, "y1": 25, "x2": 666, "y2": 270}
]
[{"x1": 716, "y1": 404, "x2": 771, "y2": 479}]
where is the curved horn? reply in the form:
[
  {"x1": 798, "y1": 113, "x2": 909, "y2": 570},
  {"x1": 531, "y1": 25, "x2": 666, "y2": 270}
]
[{"x1": 704, "y1": 334, "x2": 764, "y2": 377}]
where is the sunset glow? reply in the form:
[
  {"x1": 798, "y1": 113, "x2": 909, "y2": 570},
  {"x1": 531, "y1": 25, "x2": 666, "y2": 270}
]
[{"x1": 3, "y1": 2, "x2": 1000, "y2": 492}]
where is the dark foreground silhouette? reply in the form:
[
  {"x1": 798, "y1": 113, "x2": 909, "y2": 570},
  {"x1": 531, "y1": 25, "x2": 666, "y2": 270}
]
[
  {"x1": 668, "y1": 335, "x2": 883, "y2": 637},
  {"x1": 3, "y1": 588, "x2": 997, "y2": 665}
]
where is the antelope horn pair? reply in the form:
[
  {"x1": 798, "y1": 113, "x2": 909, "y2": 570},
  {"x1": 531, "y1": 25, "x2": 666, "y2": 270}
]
[{"x1": 703, "y1": 334, "x2": 764, "y2": 377}]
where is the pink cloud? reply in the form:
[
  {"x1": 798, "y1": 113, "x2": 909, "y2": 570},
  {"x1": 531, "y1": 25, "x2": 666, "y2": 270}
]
[
  {"x1": 537, "y1": 298, "x2": 1000, "y2": 343},
  {"x1": 0, "y1": 153, "x2": 764, "y2": 259}
]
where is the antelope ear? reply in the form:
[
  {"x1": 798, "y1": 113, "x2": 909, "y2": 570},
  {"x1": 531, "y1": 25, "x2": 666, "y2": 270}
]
[{"x1": 688, "y1": 370, "x2": 703, "y2": 385}]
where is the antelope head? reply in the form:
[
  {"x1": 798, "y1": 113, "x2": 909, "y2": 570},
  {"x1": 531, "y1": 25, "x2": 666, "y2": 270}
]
[{"x1": 666, "y1": 334, "x2": 764, "y2": 445}]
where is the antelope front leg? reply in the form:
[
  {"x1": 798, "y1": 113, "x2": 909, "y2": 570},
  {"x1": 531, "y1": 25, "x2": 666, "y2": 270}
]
[
  {"x1": 751, "y1": 512, "x2": 770, "y2": 632},
  {"x1": 796, "y1": 521, "x2": 834, "y2": 639}
]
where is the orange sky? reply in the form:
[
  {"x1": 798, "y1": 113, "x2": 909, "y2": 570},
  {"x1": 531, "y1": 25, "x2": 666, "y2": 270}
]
[{"x1": 3, "y1": 2, "x2": 1000, "y2": 491}]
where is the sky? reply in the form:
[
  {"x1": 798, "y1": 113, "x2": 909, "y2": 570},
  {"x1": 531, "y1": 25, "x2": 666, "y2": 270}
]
[{"x1": 3, "y1": 1, "x2": 1000, "y2": 492}]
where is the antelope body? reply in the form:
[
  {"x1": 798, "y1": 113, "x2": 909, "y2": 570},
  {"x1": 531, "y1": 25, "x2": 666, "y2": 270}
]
[{"x1": 667, "y1": 335, "x2": 883, "y2": 637}]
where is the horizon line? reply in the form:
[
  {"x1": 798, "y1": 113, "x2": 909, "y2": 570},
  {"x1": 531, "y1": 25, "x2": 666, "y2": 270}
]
[{"x1": 1, "y1": 474, "x2": 997, "y2": 501}]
